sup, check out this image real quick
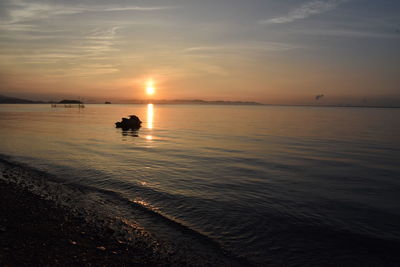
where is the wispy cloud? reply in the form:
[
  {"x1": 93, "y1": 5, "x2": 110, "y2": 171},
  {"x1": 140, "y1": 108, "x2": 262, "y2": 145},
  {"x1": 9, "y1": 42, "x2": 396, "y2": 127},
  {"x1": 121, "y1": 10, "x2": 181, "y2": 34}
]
[
  {"x1": 1, "y1": 1, "x2": 174, "y2": 26},
  {"x1": 259, "y1": 0, "x2": 347, "y2": 25},
  {"x1": 4, "y1": 2, "x2": 82, "y2": 24},
  {"x1": 183, "y1": 42, "x2": 299, "y2": 54},
  {"x1": 0, "y1": 23, "x2": 124, "y2": 78},
  {"x1": 103, "y1": 7, "x2": 174, "y2": 12},
  {"x1": 0, "y1": 1, "x2": 177, "y2": 79},
  {"x1": 300, "y1": 28, "x2": 400, "y2": 39}
]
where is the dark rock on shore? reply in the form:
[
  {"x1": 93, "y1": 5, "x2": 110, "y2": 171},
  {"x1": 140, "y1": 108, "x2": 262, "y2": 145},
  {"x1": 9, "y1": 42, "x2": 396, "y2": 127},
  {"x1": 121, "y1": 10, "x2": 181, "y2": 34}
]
[{"x1": 115, "y1": 115, "x2": 142, "y2": 130}]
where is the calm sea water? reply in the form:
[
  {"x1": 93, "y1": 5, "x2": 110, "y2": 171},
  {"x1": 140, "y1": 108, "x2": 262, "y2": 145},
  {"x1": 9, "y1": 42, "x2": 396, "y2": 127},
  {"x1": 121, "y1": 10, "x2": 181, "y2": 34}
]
[{"x1": 1, "y1": 104, "x2": 400, "y2": 266}]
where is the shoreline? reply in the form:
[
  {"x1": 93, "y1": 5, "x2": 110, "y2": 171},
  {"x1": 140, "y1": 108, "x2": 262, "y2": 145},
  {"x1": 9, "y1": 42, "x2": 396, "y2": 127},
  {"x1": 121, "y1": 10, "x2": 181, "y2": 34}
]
[
  {"x1": 2, "y1": 152, "x2": 400, "y2": 266},
  {"x1": 0, "y1": 179, "x2": 159, "y2": 266},
  {"x1": 0, "y1": 158, "x2": 248, "y2": 267},
  {"x1": 2, "y1": 102, "x2": 400, "y2": 109}
]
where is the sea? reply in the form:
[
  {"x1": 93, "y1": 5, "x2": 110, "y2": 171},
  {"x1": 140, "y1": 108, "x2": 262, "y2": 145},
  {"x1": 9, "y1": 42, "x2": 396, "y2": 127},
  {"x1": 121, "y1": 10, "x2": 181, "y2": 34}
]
[{"x1": 1, "y1": 104, "x2": 400, "y2": 266}]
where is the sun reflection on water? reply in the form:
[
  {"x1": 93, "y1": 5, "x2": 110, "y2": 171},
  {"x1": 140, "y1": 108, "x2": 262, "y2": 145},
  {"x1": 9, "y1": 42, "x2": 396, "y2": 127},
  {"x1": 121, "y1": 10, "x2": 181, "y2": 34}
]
[
  {"x1": 147, "y1": 103, "x2": 153, "y2": 129},
  {"x1": 131, "y1": 197, "x2": 159, "y2": 212}
]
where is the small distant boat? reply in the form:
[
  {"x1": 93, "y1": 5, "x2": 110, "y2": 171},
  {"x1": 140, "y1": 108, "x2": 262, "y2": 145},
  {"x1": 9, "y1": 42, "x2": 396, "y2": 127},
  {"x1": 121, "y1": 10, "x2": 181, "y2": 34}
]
[{"x1": 105, "y1": 101, "x2": 112, "y2": 104}]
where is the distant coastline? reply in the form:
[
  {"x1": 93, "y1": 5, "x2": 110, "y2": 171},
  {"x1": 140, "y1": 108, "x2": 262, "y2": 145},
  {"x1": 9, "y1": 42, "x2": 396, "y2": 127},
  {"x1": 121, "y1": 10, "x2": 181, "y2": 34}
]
[
  {"x1": 0, "y1": 95, "x2": 261, "y2": 106},
  {"x1": 1, "y1": 95, "x2": 399, "y2": 108},
  {"x1": 0, "y1": 95, "x2": 47, "y2": 104},
  {"x1": 0, "y1": 95, "x2": 83, "y2": 104},
  {"x1": 121, "y1": 99, "x2": 263, "y2": 106}
]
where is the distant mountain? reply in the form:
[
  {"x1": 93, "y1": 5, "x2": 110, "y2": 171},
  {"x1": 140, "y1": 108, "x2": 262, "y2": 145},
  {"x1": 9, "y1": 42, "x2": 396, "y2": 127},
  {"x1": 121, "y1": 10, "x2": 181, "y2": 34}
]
[
  {"x1": 0, "y1": 95, "x2": 44, "y2": 104},
  {"x1": 0, "y1": 95, "x2": 261, "y2": 105},
  {"x1": 157, "y1": 99, "x2": 263, "y2": 105},
  {"x1": 120, "y1": 99, "x2": 263, "y2": 105}
]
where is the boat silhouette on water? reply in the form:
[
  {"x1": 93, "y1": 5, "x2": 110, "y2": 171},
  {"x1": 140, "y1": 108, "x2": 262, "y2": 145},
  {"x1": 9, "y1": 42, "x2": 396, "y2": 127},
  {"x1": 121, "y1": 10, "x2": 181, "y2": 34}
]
[{"x1": 115, "y1": 115, "x2": 142, "y2": 130}]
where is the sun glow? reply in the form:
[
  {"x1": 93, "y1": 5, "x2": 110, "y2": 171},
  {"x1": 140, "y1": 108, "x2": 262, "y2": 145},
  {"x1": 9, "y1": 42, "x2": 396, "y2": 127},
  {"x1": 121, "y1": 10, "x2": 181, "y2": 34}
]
[{"x1": 146, "y1": 80, "x2": 155, "y2": 95}]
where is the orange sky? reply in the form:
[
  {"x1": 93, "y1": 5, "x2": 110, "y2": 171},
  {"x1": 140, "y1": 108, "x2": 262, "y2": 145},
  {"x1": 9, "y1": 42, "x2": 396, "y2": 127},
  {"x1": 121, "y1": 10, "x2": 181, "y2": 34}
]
[{"x1": 1, "y1": 0, "x2": 399, "y2": 105}]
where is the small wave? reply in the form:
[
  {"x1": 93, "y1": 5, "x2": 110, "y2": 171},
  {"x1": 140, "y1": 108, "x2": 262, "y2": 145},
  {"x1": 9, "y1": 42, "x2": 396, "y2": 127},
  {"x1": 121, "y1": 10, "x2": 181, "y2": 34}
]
[{"x1": 0, "y1": 156, "x2": 250, "y2": 266}]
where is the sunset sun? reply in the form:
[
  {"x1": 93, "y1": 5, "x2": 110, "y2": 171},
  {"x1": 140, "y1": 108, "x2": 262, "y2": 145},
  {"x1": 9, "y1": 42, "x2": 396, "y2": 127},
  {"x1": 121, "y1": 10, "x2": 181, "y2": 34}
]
[{"x1": 146, "y1": 80, "x2": 155, "y2": 96}]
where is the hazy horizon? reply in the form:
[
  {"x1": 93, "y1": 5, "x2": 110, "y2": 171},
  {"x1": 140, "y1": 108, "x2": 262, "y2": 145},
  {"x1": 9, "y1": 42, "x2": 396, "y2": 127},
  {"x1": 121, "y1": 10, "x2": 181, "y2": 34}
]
[{"x1": 1, "y1": 0, "x2": 399, "y2": 105}]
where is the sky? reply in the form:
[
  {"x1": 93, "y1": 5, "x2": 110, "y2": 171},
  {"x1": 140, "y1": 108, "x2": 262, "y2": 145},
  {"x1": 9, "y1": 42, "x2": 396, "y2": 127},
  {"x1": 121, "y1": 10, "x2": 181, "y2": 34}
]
[{"x1": 0, "y1": 0, "x2": 399, "y2": 105}]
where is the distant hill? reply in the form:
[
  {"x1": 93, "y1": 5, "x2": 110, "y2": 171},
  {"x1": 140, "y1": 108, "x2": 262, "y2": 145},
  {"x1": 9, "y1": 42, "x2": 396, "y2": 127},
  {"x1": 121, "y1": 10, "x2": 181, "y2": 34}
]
[
  {"x1": 59, "y1": 99, "x2": 83, "y2": 104},
  {"x1": 0, "y1": 95, "x2": 44, "y2": 104},
  {"x1": 1, "y1": 95, "x2": 262, "y2": 105},
  {"x1": 157, "y1": 99, "x2": 263, "y2": 105},
  {"x1": 121, "y1": 99, "x2": 263, "y2": 105}
]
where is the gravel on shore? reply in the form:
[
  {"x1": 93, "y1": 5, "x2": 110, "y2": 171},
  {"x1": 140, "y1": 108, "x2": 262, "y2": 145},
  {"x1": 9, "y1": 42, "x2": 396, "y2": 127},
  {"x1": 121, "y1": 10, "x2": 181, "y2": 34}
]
[
  {"x1": 0, "y1": 159, "x2": 248, "y2": 267},
  {"x1": 0, "y1": 178, "x2": 166, "y2": 266}
]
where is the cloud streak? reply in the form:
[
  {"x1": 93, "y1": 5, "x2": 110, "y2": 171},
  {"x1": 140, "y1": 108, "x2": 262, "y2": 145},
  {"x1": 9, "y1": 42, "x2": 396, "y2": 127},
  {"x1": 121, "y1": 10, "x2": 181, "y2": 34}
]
[
  {"x1": 183, "y1": 42, "x2": 299, "y2": 54},
  {"x1": 259, "y1": 0, "x2": 347, "y2": 25},
  {"x1": 103, "y1": 7, "x2": 174, "y2": 12},
  {"x1": 1, "y1": 1, "x2": 174, "y2": 25},
  {"x1": 300, "y1": 28, "x2": 400, "y2": 39}
]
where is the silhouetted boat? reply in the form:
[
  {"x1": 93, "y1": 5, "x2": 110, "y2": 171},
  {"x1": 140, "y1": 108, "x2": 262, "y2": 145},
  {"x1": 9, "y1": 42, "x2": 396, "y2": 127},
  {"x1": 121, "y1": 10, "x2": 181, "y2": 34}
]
[{"x1": 115, "y1": 115, "x2": 142, "y2": 130}]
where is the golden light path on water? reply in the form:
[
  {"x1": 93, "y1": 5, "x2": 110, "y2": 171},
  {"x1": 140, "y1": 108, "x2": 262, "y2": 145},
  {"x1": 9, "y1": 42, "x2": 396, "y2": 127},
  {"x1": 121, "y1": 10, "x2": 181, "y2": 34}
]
[
  {"x1": 147, "y1": 103, "x2": 153, "y2": 129},
  {"x1": 146, "y1": 103, "x2": 154, "y2": 141}
]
